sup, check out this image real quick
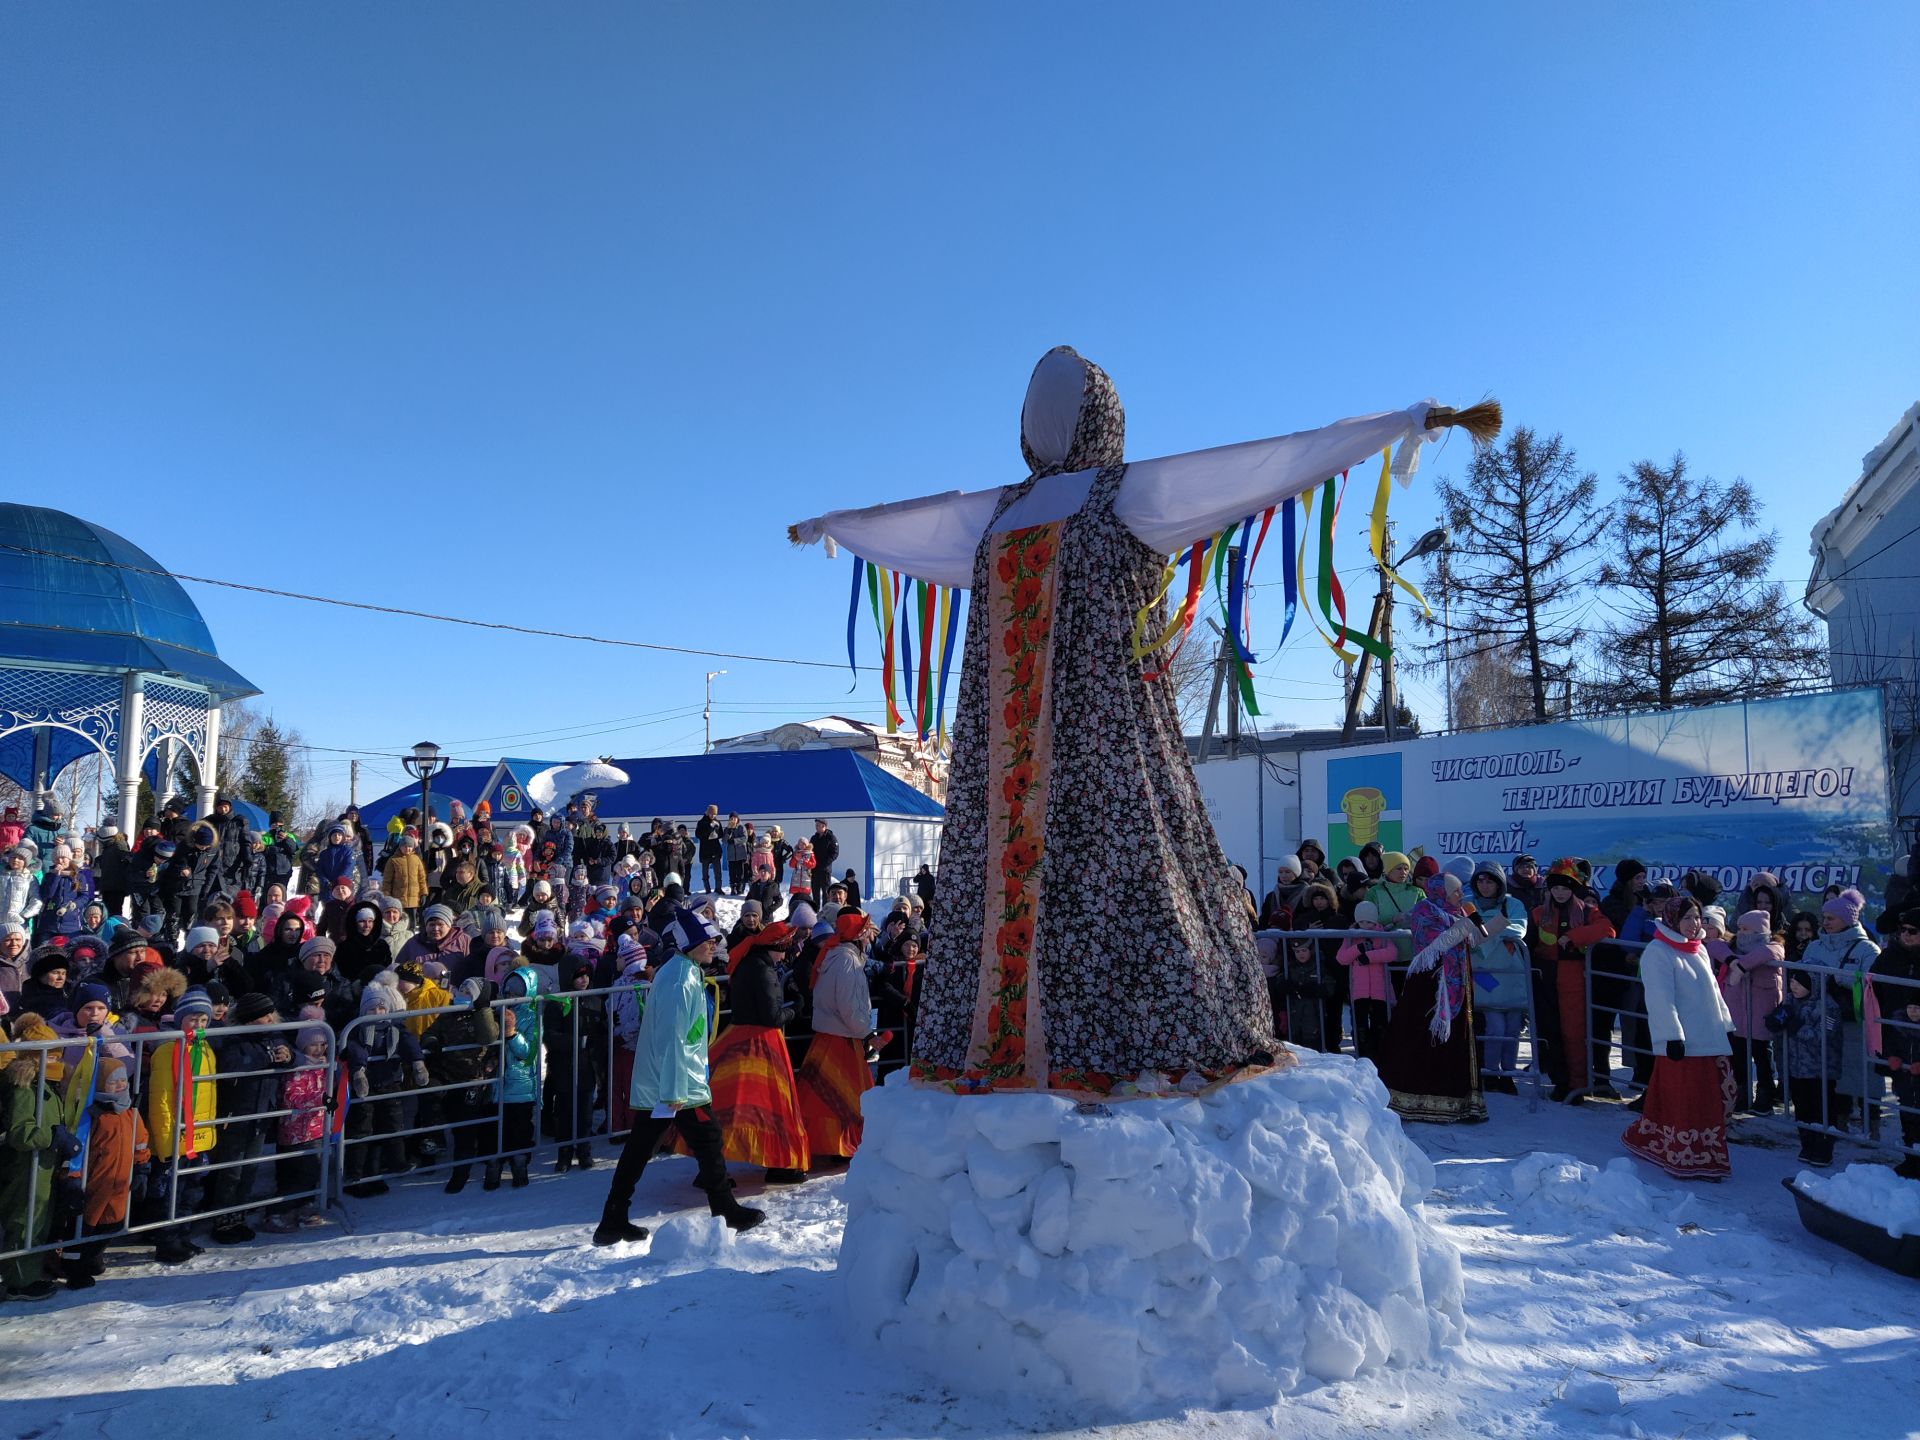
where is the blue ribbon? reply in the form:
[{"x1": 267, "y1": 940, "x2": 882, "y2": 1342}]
[
  {"x1": 844, "y1": 551, "x2": 864, "y2": 691},
  {"x1": 1278, "y1": 496, "x2": 1299, "y2": 647},
  {"x1": 1226, "y1": 515, "x2": 1257, "y2": 664}
]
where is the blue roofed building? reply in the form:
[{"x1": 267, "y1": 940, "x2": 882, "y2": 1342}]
[{"x1": 359, "y1": 747, "x2": 944, "y2": 902}]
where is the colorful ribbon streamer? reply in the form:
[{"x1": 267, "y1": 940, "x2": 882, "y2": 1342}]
[{"x1": 1369, "y1": 446, "x2": 1433, "y2": 617}]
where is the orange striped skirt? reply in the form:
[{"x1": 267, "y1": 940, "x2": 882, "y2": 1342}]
[
  {"x1": 795, "y1": 1032, "x2": 872, "y2": 1159},
  {"x1": 675, "y1": 1023, "x2": 810, "y2": 1171}
]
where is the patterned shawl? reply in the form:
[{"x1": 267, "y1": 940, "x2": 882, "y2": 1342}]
[{"x1": 1408, "y1": 874, "x2": 1477, "y2": 1042}]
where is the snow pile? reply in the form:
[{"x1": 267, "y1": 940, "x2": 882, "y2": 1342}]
[
  {"x1": 1505, "y1": 1152, "x2": 1703, "y2": 1229},
  {"x1": 834, "y1": 1052, "x2": 1464, "y2": 1414},
  {"x1": 1794, "y1": 1163, "x2": 1920, "y2": 1237}
]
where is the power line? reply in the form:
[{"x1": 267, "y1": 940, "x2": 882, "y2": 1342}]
[{"x1": 0, "y1": 540, "x2": 889, "y2": 675}]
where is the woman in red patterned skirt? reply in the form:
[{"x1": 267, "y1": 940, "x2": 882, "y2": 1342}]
[
  {"x1": 676, "y1": 922, "x2": 811, "y2": 1182},
  {"x1": 1624, "y1": 895, "x2": 1737, "y2": 1180}
]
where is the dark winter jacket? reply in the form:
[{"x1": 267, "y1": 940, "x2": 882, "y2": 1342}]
[
  {"x1": 1767, "y1": 985, "x2": 1844, "y2": 1084},
  {"x1": 214, "y1": 1029, "x2": 287, "y2": 1126},
  {"x1": 95, "y1": 834, "x2": 135, "y2": 895},
  {"x1": 311, "y1": 840, "x2": 360, "y2": 893},
  {"x1": 729, "y1": 951, "x2": 794, "y2": 1030},
  {"x1": 811, "y1": 827, "x2": 840, "y2": 870},
  {"x1": 345, "y1": 1015, "x2": 423, "y2": 1093},
  {"x1": 423, "y1": 987, "x2": 500, "y2": 1089},
  {"x1": 1870, "y1": 939, "x2": 1920, "y2": 1067},
  {"x1": 259, "y1": 829, "x2": 300, "y2": 892}
]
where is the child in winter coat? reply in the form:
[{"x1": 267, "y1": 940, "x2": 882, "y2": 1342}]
[
  {"x1": 1768, "y1": 970, "x2": 1846, "y2": 1166},
  {"x1": 266, "y1": 1025, "x2": 332, "y2": 1230},
  {"x1": 566, "y1": 865, "x2": 591, "y2": 922},
  {"x1": 1277, "y1": 934, "x2": 1331, "y2": 1051},
  {"x1": 1, "y1": 1016, "x2": 88, "y2": 1301},
  {"x1": 496, "y1": 965, "x2": 542, "y2": 1189},
  {"x1": 1723, "y1": 910, "x2": 1784, "y2": 1112},
  {"x1": 145, "y1": 986, "x2": 219, "y2": 1265},
  {"x1": 1469, "y1": 862, "x2": 1533, "y2": 1094},
  {"x1": 607, "y1": 933, "x2": 652, "y2": 1137},
  {"x1": 0, "y1": 847, "x2": 42, "y2": 930},
  {"x1": 341, "y1": 981, "x2": 426, "y2": 1197},
  {"x1": 63, "y1": 1053, "x2": 149, "y2": 1288},
  {"x1": 1337, "y1": 901, "x2": 1396, "y2": 1062},
  {"x1": 543, "y1": 959, "x2": 599, "y2": 1173}
]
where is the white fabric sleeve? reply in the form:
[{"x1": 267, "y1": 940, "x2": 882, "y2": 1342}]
[
  {"x1": 1112, "y1": 402, "x2": 1439, "y2": 556},
  {"x1": 790, "y1": 485, "x2": 1008, "y2": 590},
  {"x1": 1640, "y1": 943, "x2": 1682, "y2": 1050}
]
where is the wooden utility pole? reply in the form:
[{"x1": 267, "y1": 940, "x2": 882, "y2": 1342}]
[{"x1": 1196, "y1": 636, "x2": 1228, "y2": 764}]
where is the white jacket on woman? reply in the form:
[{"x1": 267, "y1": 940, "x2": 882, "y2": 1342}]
[
  {"x1": 1640, "y1": 923, "x2": 1734, "y2": 1057},
  {"x1": 811, "y1": 943, "x2": 872, "y2": 1039}
]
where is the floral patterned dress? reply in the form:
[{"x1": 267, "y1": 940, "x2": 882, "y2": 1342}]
[{"x1": 910, "y1": 361, "x2": 1279, "y2": 1095}]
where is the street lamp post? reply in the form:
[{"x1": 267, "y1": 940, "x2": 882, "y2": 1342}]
[
  {"x1": 401, "y1": 739, "x2": 449, "y2": 842},
  {"x1": 704, "y1": 670, "x2": 727, "y2": 754}
]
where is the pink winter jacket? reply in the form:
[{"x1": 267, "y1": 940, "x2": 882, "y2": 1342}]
[
  {"x1": 1721, "y1": 933, "x2": 1786, "y2": 1041},
  {"x1": 1337, "y1": 932, "x2": 1396, "y2": 1004}
]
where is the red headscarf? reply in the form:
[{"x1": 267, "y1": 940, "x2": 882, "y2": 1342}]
[{"x1": 727, "y1": 921, "x2": 795, "y2": 977}]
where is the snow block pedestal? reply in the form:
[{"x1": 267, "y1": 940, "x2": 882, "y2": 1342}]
[{"x1": 833, "y1": 1051, "x2": 1464, "y2": 1414}]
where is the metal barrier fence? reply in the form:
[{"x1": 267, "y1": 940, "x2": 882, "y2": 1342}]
[
  {"x1": 1255, "y1": 925, "x2": 1548, "y2": 1109},
  {"x1": 5, "y1": 929, "x2": 1912, "y2": 1268},
  {"x1": 0, "y1": 1019, "x2": 336, "y2": 1272}
]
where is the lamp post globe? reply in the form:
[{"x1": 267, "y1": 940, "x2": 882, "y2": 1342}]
[{"x1": 401, "y1": 740, "x2": 449, "y2": 841}]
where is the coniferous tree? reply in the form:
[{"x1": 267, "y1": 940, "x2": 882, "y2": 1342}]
[
  {"x1": 236, "y1": 715, "x2": 304, "y2": 821},
  {"x1": 1425, "y1": 428, "x2": 1599, "y2": 721},
  {"x1": 1595, "y1": 455, "x2": 1827, "y2": 709}
]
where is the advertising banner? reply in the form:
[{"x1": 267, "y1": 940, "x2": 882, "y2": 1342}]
[{"x1": 1298, "y1": 687, "x2": 1896, "y2": 903}]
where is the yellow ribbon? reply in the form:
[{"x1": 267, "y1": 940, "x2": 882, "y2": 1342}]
[{"x1": 1369, "y1": 448, "x2": 1433, "y2": 617}]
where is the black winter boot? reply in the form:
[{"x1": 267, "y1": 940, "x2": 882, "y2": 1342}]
[
  {"x1": 555, "y1": 1150, "x2": 574, "y2": 1175},
  {"x1": 510, "y1": 1155, "x2": 530, "y2": 1188},
  {"x1": 592, "y1": 1216, "x2": 650, "y2": 1247},
  {"x1": 573, "y1": 1144, "x2": 594, "y2": 1170},
  {"x1": 707, "y1": 1186, "x2": 766, "y2": 1233},
  {"x1": 482, "y1": 1159, "x2": 504, "y2": 1191},
  {"x1": 445, "y1": 1165, "x2": 470, "y2": 1195}
]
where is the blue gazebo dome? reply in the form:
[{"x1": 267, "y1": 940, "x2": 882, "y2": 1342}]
[
  {"x1": 0, "y1": 505, "x2": 257, "y2": 828},
  {"x1": 0, "y1": 503, "x2": 256, "y2": 699}
]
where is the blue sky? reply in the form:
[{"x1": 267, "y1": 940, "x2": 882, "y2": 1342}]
[{"x1": 3, "y1": 3, "x2": 1915, "y2": 811}]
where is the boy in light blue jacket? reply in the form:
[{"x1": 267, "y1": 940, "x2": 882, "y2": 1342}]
[{"x1": 594, "y1": 908, "x2": 765, "y2": 1246}]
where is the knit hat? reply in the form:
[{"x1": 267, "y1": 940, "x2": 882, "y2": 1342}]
[
  {"x1": 73, "y1": 981, "x2": 112, "y2": 1010},
  {"x1": 615, "y1": 932, "x2": 650, "y2": 967},
  {"x1": 204, "y1": 979, "x2": 233, "y2": 1008},
  {"x1": 1736, "y1": 909, "x2": 1772, "y2": 935},
  {"x1": 289, "y1": 974, "x2": 327, "y2": 1006},
  {"x1": 173, "y1": 986, "x2": 215, "y2": 1023},
  {"x1": 183, "y1": 925, "x2": 220, "y2": 953},
  {"x1": 394, "y1": 959, "x2": 426, "y2": 986},
  {"x1": 531, "y1": 880, "x2": 552, "y2": 898},
  {"x1": 153, "y1": 840, "x2": 177, "y2": 859},
  {"x1": 359, "y1": 982, "x2": 402, "y2": 1017},
  {"x1": 1276, "y1": 854, "x2": 1301, "y2": 879},
  {"x1": 531, "y1": 914, "x2": 560, "y2": 941},
  {"x1": 299, "y1": 937, "x2": 337, "y2": 964},
  {"x1": 233, "y1": 890, "x2": 258, "y2": 919},
  {"x1": 665, "y1": 907, "x2": 723, "y2": 954},
  {"x1": 1701, "y1": 905, "x2": 1728, "y2": 933},
  {"x1": 1353, "y1": 901, "x2": 1380, "y2": 925},
  {"x1": 1382, "y1": 851, "x2": 1411, "y2": 875},
  {"x1": 28, "y1": 948, "x2": 70, "y2": 980},
  {"x1": 739, "y1": 899, "x2": 763, "y2": 919},
  {"x1": 296, "y1": 1025, "x2": 331, "y2": 1051},
  {"x1": 422, "y1": 903, "x2": 455, "y2": 925},
  {"x1": 454, "y1": 978, "x2": 486, "y2": 1005},
  {"x1": 234, "y1": 992, "x2": 277, "y2": 1024},
  {"x1": 1822, "y1": 888, "x2": 1864, "y2": 925},
  {"x1": 474, "y1": 907, "x2": 506, "y2": 934},
  {"x1": 787, "y1": 900, "x2": 817, "y2": 932}
]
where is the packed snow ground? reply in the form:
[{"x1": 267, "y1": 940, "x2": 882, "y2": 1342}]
[{"x1": 5, "y1": 1084, "x2": 1919, "y2": 1440}]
